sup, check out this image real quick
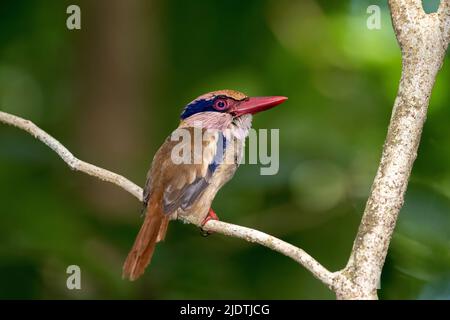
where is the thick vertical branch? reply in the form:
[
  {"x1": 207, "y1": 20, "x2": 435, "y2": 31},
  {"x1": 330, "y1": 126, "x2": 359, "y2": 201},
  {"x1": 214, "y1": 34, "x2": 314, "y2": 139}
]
[
  {"x1": 333, "y1": 0, "x2": 450, "y2": 299},
  {"x1": 439, "y1": 0, "x2": 450, "y2": 44}
]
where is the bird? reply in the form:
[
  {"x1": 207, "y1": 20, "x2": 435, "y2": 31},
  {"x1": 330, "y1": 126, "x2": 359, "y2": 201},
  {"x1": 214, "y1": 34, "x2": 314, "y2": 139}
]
[{"x1": 122, "y1": 89, "x2": 287, "y2": 280}]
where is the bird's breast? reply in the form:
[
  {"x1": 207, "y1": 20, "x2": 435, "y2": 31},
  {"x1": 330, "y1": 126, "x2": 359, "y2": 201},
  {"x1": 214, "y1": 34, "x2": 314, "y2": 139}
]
[{"x1": 177, "y1": 131, "x2": 246, "y2": 225}]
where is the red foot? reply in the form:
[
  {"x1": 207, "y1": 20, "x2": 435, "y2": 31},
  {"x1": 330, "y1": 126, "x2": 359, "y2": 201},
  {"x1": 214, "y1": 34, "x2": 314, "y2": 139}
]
[
  {"x1": 200, "y1": 208, "x2": 220, "y2": 237},
  {"x1": 201, "y1": 208, "x2": 219, "y2": 226}
]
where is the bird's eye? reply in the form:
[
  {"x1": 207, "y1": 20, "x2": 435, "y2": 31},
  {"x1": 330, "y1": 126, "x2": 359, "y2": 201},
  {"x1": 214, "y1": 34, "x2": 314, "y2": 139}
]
[{"x1": 213, "y1": 99, "x2": 228, "y2": 111}]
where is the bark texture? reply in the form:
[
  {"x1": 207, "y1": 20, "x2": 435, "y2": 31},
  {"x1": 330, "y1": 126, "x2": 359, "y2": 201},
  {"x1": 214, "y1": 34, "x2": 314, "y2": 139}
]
[{"x1": 334, "y1": 0, "x2": 450, "y2": 299}]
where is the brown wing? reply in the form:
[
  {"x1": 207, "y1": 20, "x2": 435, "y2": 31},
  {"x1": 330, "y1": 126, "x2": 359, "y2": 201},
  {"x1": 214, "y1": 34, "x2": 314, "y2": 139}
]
[
  {"x1": 123, "y1": 127, "x2": 220, "y2": 280},
  {"x1": 144, "y1": 126, "x2": 220, "y2": 216}
]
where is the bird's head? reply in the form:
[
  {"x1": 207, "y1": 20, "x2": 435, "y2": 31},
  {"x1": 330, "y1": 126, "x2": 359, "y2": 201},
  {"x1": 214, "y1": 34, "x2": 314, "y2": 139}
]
[{"x1": 180, "y1": 90, "x2": 287, "y2": 128}]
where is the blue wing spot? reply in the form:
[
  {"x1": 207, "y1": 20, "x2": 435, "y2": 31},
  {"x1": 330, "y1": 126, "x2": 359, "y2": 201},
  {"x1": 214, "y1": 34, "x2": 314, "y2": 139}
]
[{"x1": 208, "y1": 133, "x2": 227, "y2": 174}]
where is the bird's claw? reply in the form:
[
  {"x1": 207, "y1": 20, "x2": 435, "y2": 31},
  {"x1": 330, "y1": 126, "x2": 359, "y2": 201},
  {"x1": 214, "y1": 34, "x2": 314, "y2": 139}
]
[{"x1": 200, "y1": 208, "x2": 219, "y2": 237}]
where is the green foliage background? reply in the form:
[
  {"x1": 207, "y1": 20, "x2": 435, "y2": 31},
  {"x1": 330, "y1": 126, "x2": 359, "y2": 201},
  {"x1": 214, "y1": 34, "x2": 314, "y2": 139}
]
[{"x1": 0, "y1": 0, "x2": 449, "y2": 299}]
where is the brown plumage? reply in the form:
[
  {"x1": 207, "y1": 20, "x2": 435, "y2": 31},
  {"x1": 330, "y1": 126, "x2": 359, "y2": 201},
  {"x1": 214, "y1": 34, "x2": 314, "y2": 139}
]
[
  {"x1": 122, "y1": 127, "x2": 220, "y2": 280},
  {"x1": 122, "y1": 191, "x2": 169, "y2": 281},
  {"x1": 122, "y1": 90, "x2": 287, "y2": 280}
]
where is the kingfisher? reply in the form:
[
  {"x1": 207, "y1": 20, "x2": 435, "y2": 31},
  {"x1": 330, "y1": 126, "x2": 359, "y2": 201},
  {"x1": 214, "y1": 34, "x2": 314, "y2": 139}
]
[{"x1": 123, "y1": 90, "x2": 287, "y2": 280}]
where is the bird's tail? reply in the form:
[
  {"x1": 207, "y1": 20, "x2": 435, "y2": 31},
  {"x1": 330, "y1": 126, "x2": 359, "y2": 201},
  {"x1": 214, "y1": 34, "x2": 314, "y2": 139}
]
[{"x1": 122, "y1": 198, "x2": 169, "y2": 281}]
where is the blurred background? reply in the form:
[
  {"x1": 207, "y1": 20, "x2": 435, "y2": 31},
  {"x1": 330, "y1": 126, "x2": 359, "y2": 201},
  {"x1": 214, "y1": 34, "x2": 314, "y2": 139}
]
[{"x1": 0, "y1": 0, "x2": 449, "y2": 299}]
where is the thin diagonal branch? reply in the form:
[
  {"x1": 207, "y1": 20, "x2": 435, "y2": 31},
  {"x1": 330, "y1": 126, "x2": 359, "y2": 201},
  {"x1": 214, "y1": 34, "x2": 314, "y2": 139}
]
[
  {"x1": 200, "y1": 220, "x2": 336, "y2": 287},
  {"x1": 0, "y1": 111, "x2": 142, "y2": 200},
  {"x1": 0, "y1": 110, "x2": 335, "y2": 288}
]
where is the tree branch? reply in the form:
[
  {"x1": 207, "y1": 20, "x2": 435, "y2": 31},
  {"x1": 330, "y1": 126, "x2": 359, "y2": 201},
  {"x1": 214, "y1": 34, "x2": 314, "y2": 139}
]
[
  {"x1": 333, "y1": 0, "x2": 450, "y2": 299},
  {"x1": 0, "y1": 110, "x2": 335, "y2": 289},
  {"x1": 0, "y1": 111, "x2": 142, "y2": 200},
  {"x1": 439, "y1": 0, "x2": 450, "y2": 46}
]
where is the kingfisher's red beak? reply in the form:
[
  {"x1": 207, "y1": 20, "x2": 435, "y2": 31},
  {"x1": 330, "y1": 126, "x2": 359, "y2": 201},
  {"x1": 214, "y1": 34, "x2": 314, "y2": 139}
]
[{"x1": 231, "y1": 96, "x2": 288, "y2": 117}]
